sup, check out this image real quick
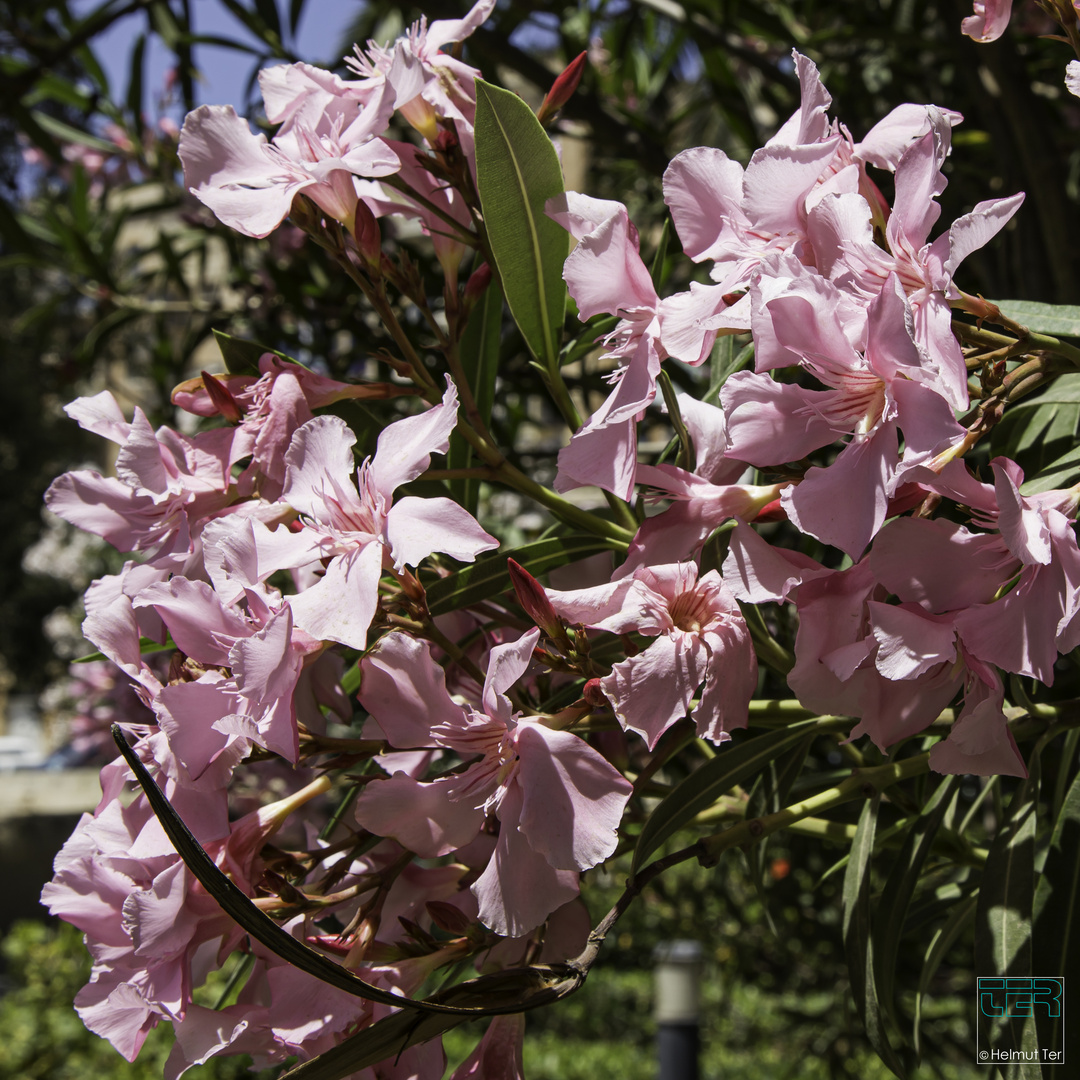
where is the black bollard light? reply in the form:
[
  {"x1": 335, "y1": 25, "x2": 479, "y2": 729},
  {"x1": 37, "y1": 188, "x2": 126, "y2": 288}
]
[{"x1": 654, "y1": 940, "x2": 704, "y2": 1080}]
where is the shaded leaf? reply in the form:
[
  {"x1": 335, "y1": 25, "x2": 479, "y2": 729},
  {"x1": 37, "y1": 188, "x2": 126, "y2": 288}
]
[
  {"x1": 1032, "y1": 768, "x2": 1080, "y2": 1069},
  {"x1": 843, "y1": 797, "x2": 905, "y2": 1078},
  {"x1": 447, "y1": 277, "x2": 503, "y2": 515},
  {"x1": 425, "y1": 534, "x2": 613, "y2": 617},
  {"x1": 632, "y1": 718, "x2": 843, "y2": 874},
  {"x1": 913, "y1": 894, "x2": 977, "y2": 1056},
  {"x1": 474, "y1": 80, "x2": 567, "y2": 370},
  {"x1": 993, "y1": 300, "x2": 1080, "y2": 338},
  {"x1": 975, "y1": 764, "x2": 1039, "y2": 1060},
  {"x1": 872, "y1": 776, "x2": 959, "y2": 1037},
  {"x1": 213, "y1": 328, "x2": 294, "y2": 374}
]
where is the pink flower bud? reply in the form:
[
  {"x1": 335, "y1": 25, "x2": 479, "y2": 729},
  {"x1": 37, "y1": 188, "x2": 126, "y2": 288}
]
[
  {"x1": 199, "y1": 370, "x2": 243, "y2": 423},
  {"x1": 508, "y1": 558, "x2": 563, "y2": 638},
  {"x1": 461, "y1": 261, "x2": 493, "y2": 319},
  {"x1": 352, "y1": 201, "x2": 382, "y2": 268},
  {"x1": 583, "y1": 678, "x2": 609, "y2": 709},
  {"x1": 426, "y1": 900, "x2": 472, "y2": 935},
  {"x1": 537, "y1": 52, "x2": 588, "y2": 126}
]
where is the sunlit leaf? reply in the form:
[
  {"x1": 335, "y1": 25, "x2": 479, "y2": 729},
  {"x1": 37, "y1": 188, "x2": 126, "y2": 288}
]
[{"x1": 474, "y1": 80, "x2": 567, "y2": 371}]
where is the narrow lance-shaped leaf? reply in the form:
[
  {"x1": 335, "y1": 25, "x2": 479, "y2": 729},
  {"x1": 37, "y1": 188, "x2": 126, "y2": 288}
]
[
  {"x1": 871, "y1": 775, "x2": 960, "y2": 1038},
  {"x1": 843, "y1": 796, "x2": 906, "y2": 1079},
  {"x1": 913, "y1": 894, "x2": 977, "y2": 1056},
  {"x1": 447, "y1": 278, "x2": 503, "y2": 515},
  {"x1": 425, "y1": 534, "x2": 613, "y2": 617},
  {"x1": 473, "y1": 80, "x2": 567, "y2": 371},
  {"x1": 108, "y1": 726, "x2": 487, "y2": 1017},
  {"x1": 991, "y1": 299, "x2": 1080, "y2": 337},
  {"x1": 1032, "y1": 766, "x2": 1080, "y2": 1067},
  {"x1": 632, "y1": 717, "x2": 847, "y2": 874},
  {"x1": 975, "y1": 759, "x2": 1039, "y2": 1063}
]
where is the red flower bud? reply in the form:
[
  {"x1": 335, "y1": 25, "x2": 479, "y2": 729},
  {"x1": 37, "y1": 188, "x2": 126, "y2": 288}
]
[
  {"x1": 583, "y1": 678, "x2": 609, "y2": 709},
  {"x1": 537, "y1": 52, "x2": 588, "y2": 126},
  {"x1": 461, "y1": 261, "x2": 494, "y2": 319},
  {"x1": 508, "y1": 558, "x2": 562, "y2": 638},
  {"x1": 352, "y1": 201, "x2": 382, "y2": 268},
  {"x1": 199, "y1": 371, "x2": 243, "y2": 423}
]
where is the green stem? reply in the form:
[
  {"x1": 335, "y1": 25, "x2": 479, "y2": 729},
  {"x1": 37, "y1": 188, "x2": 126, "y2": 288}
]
[{"x1": 698, "y1": 753, "x2": 931, "y2": 863}]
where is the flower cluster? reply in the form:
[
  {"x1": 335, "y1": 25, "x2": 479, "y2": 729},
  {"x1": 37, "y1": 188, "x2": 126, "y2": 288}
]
[{"x1": 38, "y1": 6, "x2": 1080, "y2": 1078}]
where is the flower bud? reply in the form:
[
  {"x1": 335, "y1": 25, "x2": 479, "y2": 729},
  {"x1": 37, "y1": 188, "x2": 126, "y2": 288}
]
[
  {"x1": 537, "y1": 52, "x2": 588, "y2": 126},
  {"x1": 199, "y1": 370, "x2": 244, "y2": 423},
  {"x1": 583, "y1": 678, "x2": 610, "y2": 709},
  {"x1": 508, "y1": 558, "x2": 564, "y2": 640},
  {"x1": 352, "y1": 200, "x2": 382, "y2": 269},
  {"x1": 461, "y1": 261, "x2": 494, "y2": 320}
]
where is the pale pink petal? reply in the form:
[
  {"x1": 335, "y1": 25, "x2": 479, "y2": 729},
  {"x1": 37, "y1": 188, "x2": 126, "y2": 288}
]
[
  {"x1": 769, "y1": 51, "x2": 833, "y2": 147},
  {"x1": 134, "y1": 578, "x2": 250, "y2": 666},
  {"x1": 288, "y1": 541, "x2": 382, "y2": 650},
  {"x1": 359, "y1": 632, "x2": 465, "y2": 746},
  {"x1": 515, "y1": 722, "x2": 631, "y2": 870},
  {"x1": 369, "y1": 378, "x2": 459, "y2": 496},
  {"x1": 354, "y1": 774, "x2": 484, "y2": 857},
  {"x1": 929, "y1": 687, "x2": 1025, "y2": 776},
  {"x1": 65, "y1": 390, "x2": 131, "y2": 444},
  {"x1": 692, "y1": 623, "x2": 756, "y2": 743},
  {"x1": 662, "y1": 147, "x2": 748, "y2": 263},
  {"x1": 721, "y1": 370, "x2": 838, "y2": 466},
  {"x1": 783, "y1": 424, "x2": 897, "y2": 558},
  {"x1": 451, "y1": 1013, "x2": 525, "y2": 1080},
  {"x1": 282, "y1": 415, "x2": 365, "y2": 523},
  {"x1": 424, "y1": 0, "x2": 497, "y2": 51},
  {"x1": 601, "y1": 635, "x2": 706, "y2": 749},
  {"x1": 472, "y1": 783, "x2": 579, "y2": 938},
  {"x1": 482, "y1": 628, "x2": 541, "y2": 720},
  {"x1": 870, "y1": 517, "x2": 1016, "y2": 612},
  {"x1": 867, "y1": 602, "x2": 957, "y2": 680},
  {"x1": 742, "y1": 139, "x2": 840, "y2": 233},
  {"x1": 962, "y1": 0, "x2": 1013, "y2": 42},
  {"x1": 721, "y1": 520, "x2": 829, "y2": 604},
  {"x1": 384, "y1": 496, "x2": 497, "y2": 570}
]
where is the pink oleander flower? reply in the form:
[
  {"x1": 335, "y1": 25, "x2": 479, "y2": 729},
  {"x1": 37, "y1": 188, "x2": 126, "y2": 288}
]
[
  {"x1": 172, "y1": 354, "x2": 409, "y2": 501},
  {"x1": 40, "y1": 775, "x2": 327, "y2": 1062},
  {"x1": 724, "y1": 273, "x2": 968, "y2": 557},
  {"x1": 963, "y1": 0, "x2": 1014, "y2": 41},
  {"x1": 241, "y1": 378, "x2": 497, "y2": 650},
  {"x1": 545, "y1": 191, "x2": 663, "y2": 499},
  {"x1": 345, "y1": 0, "x2": 496, "y2": 144},
  {"x1": 46, "y1": 391, "x2": 235, "y2": 561},
  {"x1": 179, "y1": 72, "x2": 400, "y2": 238},
  {"x1": 548, "y1": 562, "x2": 757, "y2": 749},
  {"x1": 353, "y1": 628, "x2": 632, "y2": 937},
  {"x1": 656, "y1": 52, "x2": 962, "y2": 363},
  {"x1": 721, "y1": 521, "x2": 1025, "y2": 776}
]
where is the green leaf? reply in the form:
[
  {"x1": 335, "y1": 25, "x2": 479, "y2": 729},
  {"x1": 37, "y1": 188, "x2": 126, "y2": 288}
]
[
  {"x1": 992, "y1": 300, "x2": 1080, "y2": 338},
  {"x1": 29, "y1": 109, "x2": 120, "y2": 155},
  {"x1": 913, "y1": 894, "x2": 977, "y2": 1056},
  {"x1": 871, "y1": 776, "x2": 959, "y2": 1038},
  {"x1": 213, "y1": 329, "x2": 295, "y2": 375},
  {"x1": 126, "y1": 33, "x2": 146, "y2": 129},
  {"x1": 74, "y1": 636, "x2": 173, "y2": 664},
  {"x1": 1032, "y1": 768, "x2": 1080, "y2": 1067},
  {"x1": 842, "y1": 797, "x2": 905, "y2": 1079},
  {"x1": 473, "y1": 80, "x2": 568, "y2": 371},
  {"x1": 632, "y1": 718, "x2": 841, "y2": 874},
  {"x1": 447, "y1": 278, "x2": 503, "y2": 515},
  {"x1": 990, "y1": 374, "x2": 1080, "y2": 481},
  {"x1": 425, "y1": 534, "x2": 612, "y2": 617},
  {"x1": 1020, "y1": 443, "x2": 1080, "y2": 495},
  {"x1": 975, "y1": 765, "x2": 1038, "y2": 1060}
]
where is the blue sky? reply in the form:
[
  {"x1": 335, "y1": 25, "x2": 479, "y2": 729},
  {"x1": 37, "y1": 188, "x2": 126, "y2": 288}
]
[{"x1": 73, "y1": 0, "x2": 360, "y2": 116}]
